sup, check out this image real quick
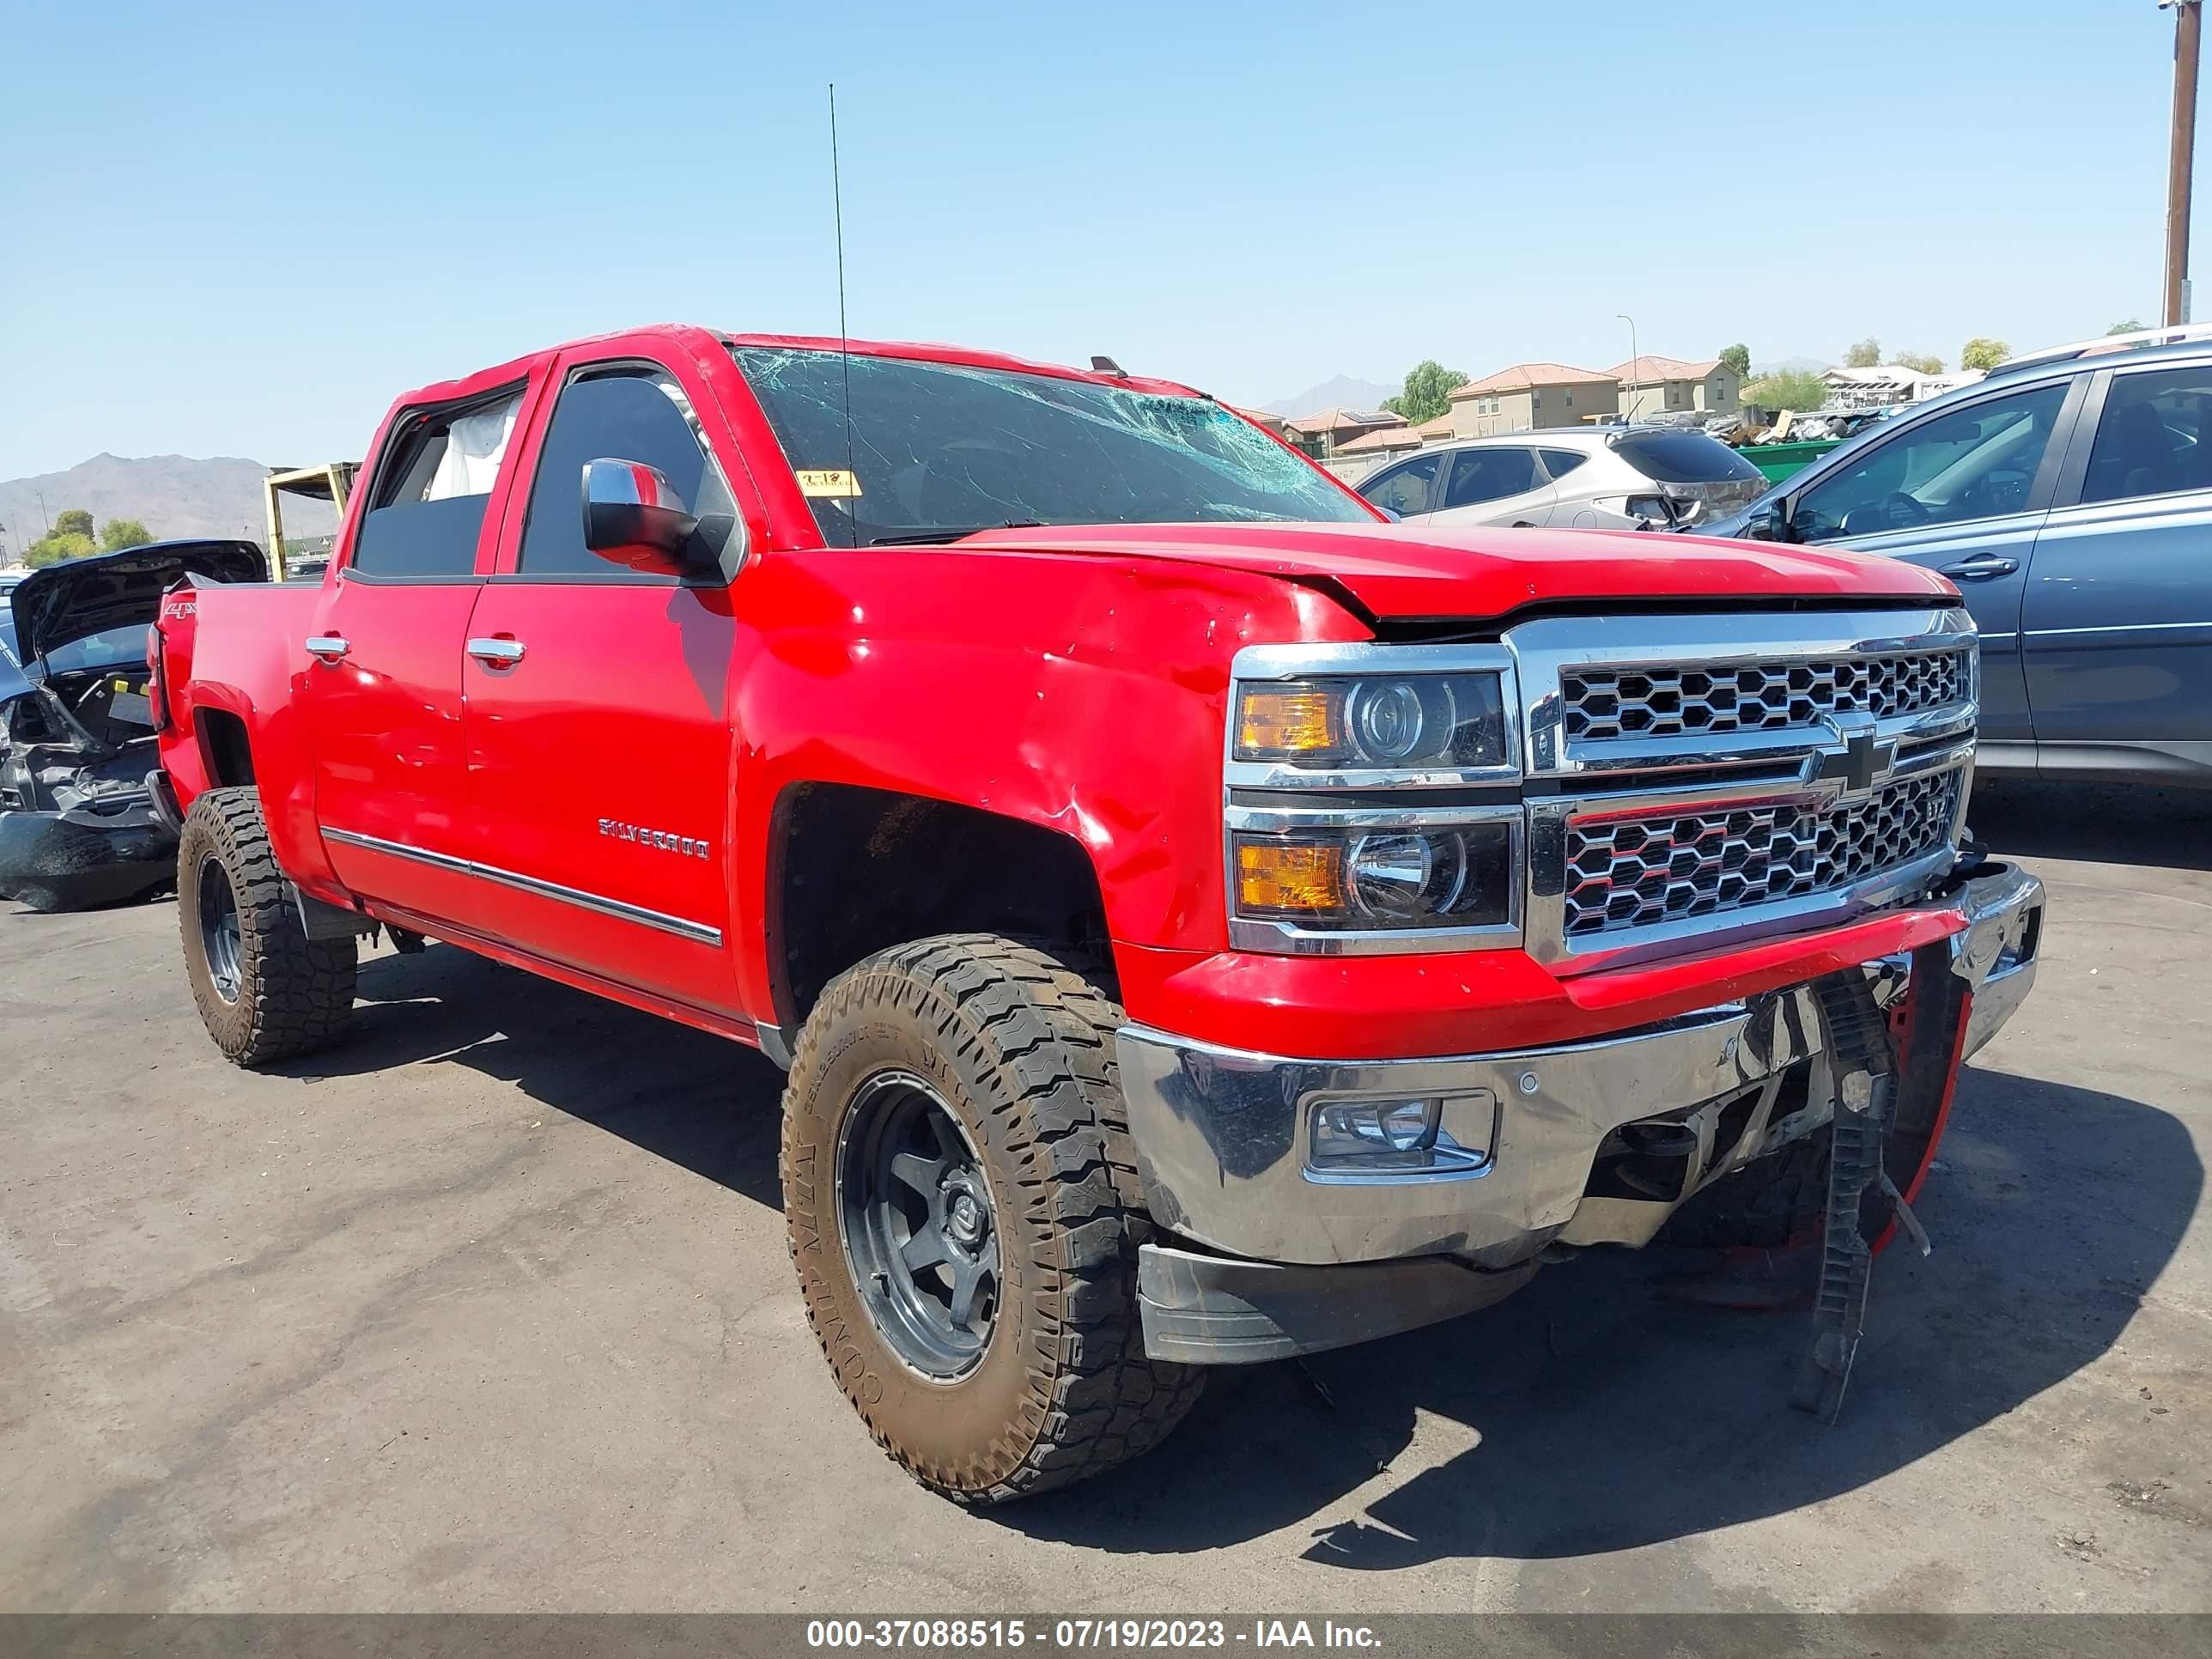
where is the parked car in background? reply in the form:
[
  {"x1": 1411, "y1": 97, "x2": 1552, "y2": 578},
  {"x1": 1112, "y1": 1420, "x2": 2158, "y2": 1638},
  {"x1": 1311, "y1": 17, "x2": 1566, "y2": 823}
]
[
  {"x1": 1355, "y1": 428, "x2": 1766, "y2": 532},
  {"x1": 0, "y1": 540, "x2": 264, "y2": 911},
  {"x1": 1705, "y1": 325, "x2": 2212, "y2": 785}
]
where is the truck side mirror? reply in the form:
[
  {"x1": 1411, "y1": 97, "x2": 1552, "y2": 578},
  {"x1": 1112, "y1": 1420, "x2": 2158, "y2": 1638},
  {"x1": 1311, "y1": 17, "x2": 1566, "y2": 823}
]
[{"x1": 582, "y1": 458, "x2": 702, "y2": 575}]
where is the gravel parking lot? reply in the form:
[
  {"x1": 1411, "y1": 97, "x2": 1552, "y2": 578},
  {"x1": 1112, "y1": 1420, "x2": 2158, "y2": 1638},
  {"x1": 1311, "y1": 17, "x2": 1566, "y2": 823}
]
[{"x1": 3, "y1": 782, "x2": 2207, "y2": 1613}]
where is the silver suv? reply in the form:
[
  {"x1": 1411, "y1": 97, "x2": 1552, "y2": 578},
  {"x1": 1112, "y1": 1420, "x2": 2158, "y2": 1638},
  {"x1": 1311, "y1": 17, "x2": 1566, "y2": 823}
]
[
  {"x1": 1706, "y1": 325, "x2": 2212, "y2": 787},
  {"x1": 1355, "y1": 426, "x2": 1766, "y2": 532}
]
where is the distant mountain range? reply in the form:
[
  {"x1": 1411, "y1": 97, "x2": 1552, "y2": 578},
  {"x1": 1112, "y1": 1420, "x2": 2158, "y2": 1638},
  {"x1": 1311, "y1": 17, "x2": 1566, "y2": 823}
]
[
  {"x1": 1260, "y1": 375, "x2": 1400, "y2": 418},
  {"x1": 0, "y1": 453, "x2": 334, "y2": 563}
]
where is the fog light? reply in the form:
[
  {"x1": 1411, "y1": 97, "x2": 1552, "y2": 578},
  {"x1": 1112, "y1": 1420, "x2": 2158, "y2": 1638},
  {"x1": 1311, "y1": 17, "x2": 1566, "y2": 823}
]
[{"x1": 1308, "y1": 1093, "x2": 1496, "y2": 1176}]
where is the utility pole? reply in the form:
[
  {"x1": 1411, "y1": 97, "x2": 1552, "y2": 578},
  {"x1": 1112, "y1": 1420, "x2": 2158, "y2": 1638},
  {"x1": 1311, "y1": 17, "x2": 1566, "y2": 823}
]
[
  {"x1": 1617, "y1": 313, "x2": 1639, "y2": 419},
  {"x1": 2165, "y1": 0, "x2": 2203, "y2": 325}
]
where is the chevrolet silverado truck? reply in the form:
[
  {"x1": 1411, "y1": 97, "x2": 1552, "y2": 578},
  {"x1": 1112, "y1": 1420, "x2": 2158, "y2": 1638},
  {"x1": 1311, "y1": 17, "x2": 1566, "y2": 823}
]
[{"x1": 151, "y1": 324, "x2": 2045, "y2": 1504}]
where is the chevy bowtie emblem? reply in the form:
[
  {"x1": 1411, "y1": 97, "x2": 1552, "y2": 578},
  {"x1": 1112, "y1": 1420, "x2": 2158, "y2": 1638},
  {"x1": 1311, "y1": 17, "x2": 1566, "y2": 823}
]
[{"x1": 1808, "y1": 714, "x2": 1896, "y2": 799}]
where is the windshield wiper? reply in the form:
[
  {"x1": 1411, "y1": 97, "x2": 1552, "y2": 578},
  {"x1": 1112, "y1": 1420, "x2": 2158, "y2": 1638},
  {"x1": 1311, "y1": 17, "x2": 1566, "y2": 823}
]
[{"x1": 869, "y1": 520, "x2": 1044, "y2": 546}]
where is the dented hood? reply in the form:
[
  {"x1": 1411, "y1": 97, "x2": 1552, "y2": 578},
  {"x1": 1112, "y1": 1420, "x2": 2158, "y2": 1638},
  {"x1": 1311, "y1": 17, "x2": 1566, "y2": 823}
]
[
  {"x1": 9, "y1": 540, "x2": 265, "y2": 669},
  {"x1": 956, "y1": 521, "x2": 1956, "y2": 623}
]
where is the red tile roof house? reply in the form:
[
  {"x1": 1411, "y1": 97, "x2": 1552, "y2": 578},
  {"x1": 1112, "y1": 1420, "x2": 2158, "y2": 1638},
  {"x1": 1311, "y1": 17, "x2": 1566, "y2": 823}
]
[
  {"x1": 1610, "y1": 355, "x2": 1741, "y2": 421},
  {"x1": 1446, "y1": 363, "x2": 1620, "y2": 436}
]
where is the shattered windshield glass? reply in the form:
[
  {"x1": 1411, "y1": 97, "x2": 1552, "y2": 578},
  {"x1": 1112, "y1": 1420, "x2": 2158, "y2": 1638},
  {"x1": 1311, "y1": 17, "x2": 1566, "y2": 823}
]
[{"x1": 731, "y1": 346, "x2": 1373, "y2": 544}]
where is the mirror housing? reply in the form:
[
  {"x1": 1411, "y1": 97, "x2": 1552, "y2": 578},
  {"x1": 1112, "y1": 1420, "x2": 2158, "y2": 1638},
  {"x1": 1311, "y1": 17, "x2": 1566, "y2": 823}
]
[
  {"x1": 1743, "y1": 496, "x2": 1792, "y2": 542},
  {"x1": 582, "y1": 458, "x2": 702, "y2": 575}
]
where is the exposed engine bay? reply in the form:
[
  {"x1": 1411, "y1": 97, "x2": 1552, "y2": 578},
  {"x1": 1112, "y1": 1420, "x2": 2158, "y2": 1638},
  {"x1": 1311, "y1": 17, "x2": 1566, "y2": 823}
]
[
  {"x1": 0, "y1": 661, "x2": 176, "y2": 912},
  {"x1": 1, "y1": 538, "x2": 265, "y2": 912}
]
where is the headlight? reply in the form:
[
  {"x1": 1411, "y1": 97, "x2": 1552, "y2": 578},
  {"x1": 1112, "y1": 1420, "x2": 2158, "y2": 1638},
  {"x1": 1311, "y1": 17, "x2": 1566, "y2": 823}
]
[
  {"x1": 1234, "y1": 672, "x2": 1507, "y2": 771},
  {"x1": 1231, "y1": 819, "x2": 1516, "y2": 936},
  {"x1": 1225, "y1": 646, "x2": 1524, "y2": 955}
]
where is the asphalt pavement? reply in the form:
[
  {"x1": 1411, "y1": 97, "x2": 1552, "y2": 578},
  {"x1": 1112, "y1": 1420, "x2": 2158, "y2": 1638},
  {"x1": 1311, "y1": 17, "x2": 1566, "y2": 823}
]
[{"x1": 2, "y1": 781, "x2": 2207, "y2": 1612}]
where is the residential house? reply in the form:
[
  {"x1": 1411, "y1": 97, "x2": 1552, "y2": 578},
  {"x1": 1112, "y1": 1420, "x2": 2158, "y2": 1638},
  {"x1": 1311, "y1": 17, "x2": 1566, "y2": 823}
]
[
  {"x1": 1820, "y1": 366, "x2": 1986, "y2": 409},
  {"x1": 1447, "y1": 364, "x2": 1619, "y2": 437},
  {"x1": 1279, "y1": 406, "x2": 1406, "y2": 459},
  {"x1": 1611, "y1": 356, "x2": 1740, "y2": 422},
  {"x1": 1327, "y1": 413, "x2": 1455, "y2": 482},
  {"x1": 1232, "y1": 407, "x2": 1291, "y2": 437}
]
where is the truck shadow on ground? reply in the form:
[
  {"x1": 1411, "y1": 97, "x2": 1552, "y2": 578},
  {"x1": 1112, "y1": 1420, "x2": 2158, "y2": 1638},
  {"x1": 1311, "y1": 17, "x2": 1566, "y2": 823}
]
[
  {"x1": 995, "y1": 1064, "x2": 2198, "y2": 1563},
  {"x1": 287, "y1": 947, "x2": 2200, "y2": 1568}
]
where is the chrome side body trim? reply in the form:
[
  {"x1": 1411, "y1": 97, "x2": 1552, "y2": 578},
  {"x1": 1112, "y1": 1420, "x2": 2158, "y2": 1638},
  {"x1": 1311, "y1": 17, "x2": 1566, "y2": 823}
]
[
  {"x1": 1125, "y1": 861, "x2": 2043, "y2": 1269},
  {"x1": 320, "y1": 827, "x2": 724, "y2": 946}
]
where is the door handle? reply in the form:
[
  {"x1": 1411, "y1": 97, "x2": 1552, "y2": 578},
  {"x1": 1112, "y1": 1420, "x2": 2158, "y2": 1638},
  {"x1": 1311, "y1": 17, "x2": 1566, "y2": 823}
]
[
  {"x1": 1936, "y1": 556, "x2": 2019, "y2": 580},
  {"x1": 305, "y1": 635, "x2": 350, "y2": 665},
  {"x1": 466, "y1": 637, "x2": 526, "y2": 666}
]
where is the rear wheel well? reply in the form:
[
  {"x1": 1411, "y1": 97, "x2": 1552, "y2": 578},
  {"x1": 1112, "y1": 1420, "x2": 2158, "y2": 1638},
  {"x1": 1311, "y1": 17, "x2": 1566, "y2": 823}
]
[
  {"x1": 197, "y1": 708, "x2": 254, "y2": 787},
  {"x1": 771, "y1": 784, "x2": 1111, "y2": 1030}
]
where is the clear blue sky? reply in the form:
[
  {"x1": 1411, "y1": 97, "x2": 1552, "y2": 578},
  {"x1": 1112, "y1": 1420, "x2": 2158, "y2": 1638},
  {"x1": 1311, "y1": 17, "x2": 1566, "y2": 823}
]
[{"x1": 0, "y1": 0, "x2": 2197, "y2": 477}]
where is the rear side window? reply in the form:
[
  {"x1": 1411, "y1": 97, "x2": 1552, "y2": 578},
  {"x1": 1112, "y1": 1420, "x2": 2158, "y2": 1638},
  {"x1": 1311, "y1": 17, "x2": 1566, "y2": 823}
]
[
  {"x1": 519, "y1": 368, "x2": 715, "y2": 576},
  {"x1": 2081, "y1": 367, "x2": 2212, "y2": 503},
  {"x1": 1359, "y1": 453, "x2": 1443, "y2": 517},
  {"x1": 351, "y1": 389, "x2": 524, "y2": 579},
  {"x1": 1613, "y1": 431, "x2": 1762, "y2": 484},
  {"x1": 1442, "y1": 447, "x2": 1540, "y2": 507},
  {"x1": 1539, "y1": 448, "x2": 1589, "y2": 481}
]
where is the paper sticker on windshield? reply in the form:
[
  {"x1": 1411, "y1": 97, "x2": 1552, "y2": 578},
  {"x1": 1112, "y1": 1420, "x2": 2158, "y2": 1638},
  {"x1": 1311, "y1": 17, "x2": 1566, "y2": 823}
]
[{"x1": 796, "y1": 469, "x2": 862, "y2": 499}]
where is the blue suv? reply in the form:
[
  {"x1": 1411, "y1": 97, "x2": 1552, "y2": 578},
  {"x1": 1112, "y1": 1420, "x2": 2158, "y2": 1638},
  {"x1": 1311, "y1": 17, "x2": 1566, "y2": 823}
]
[{"x1": 1705, "y1": 328, "x2": 2212, "y2": 786}]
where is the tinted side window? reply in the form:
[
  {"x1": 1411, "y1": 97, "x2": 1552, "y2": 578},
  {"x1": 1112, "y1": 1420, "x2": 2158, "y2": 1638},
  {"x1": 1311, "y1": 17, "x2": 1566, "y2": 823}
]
[
  {"x1": 351, "y1": 390, "x2": 523, "y2": 579},
  {"x1": 1539, "y1": 448, "x2": 1589, "y2": 482},
  {"x1": 2081, "y1": 367, "x2": 2212, "y2": 504},
  {"x1": 1443, "y1": 447, "x2": 1540, "y2": 508},
  {"x1": 1360, "y1": 453, "x2": 1443, "y2": 517},
  {"x1": 1793, "y1": 383, "x2": 2068, "y2": 543},
  {"x1": 519, "y1": 369, "x2": 714, "y2": 575}
]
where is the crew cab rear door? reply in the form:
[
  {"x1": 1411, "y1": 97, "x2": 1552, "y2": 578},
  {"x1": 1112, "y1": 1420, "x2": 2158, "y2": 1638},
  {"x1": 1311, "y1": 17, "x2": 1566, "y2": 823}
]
[
  {"x1": 456, "y1": 343, "x2": 748, "y2": 1016},
  {"x1": 300, "y1": 376, "x2": 538, "y2": 919}
]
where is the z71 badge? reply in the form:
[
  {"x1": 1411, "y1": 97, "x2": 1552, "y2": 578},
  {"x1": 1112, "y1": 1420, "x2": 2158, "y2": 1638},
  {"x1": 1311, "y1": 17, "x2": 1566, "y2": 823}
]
[{"x1": 599, "y1": 818, "x2": 712, "y2": 859}]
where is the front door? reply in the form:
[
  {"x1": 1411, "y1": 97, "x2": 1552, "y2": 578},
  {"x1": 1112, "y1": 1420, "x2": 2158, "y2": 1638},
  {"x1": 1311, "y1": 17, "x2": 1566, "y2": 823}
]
[
  {"x1": 459, "y1": 352, "x2": 743, "y2": 1015},
  {"x1": 1783, "y1": 376, "x2": 2082, "y2": 750},
  {"x1": 300, "y1": 382, "x2": 530, "y2": 920},
  {"x1": 2023, "y1": 361, "x2": 2212, "y2": 764}
]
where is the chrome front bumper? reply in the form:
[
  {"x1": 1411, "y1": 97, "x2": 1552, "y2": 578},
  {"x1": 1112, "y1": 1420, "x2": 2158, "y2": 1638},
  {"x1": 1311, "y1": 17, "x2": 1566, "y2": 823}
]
[{"x1": 1118, "y1": 861, "x2": 2044, "y2": 1268}]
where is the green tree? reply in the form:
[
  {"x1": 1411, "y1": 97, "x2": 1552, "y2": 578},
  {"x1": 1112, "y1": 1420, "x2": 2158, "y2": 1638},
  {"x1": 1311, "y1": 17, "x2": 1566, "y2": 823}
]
[
  {"x1": 1742, "y1": 368, "x2": 1829, "y2": 413},
  {"x1": 1718, "y1": 343, "x2": 1751, "y2": 378},
  {"x1": 1895, "y1": 349, "x2": 1945, "y2": 374},
  {"x1": 1382, "y1": 360, "x2": 1470, "y2": 426},
  {"x1": 1844, "y1": 337, "x2": 1882, "y2": 368},
  {"x1": 1960, "y1": 337, "x2": 2010, "y2": 371},
  {"x1": 2110, "y1": 319, "x2": 2148, "y2": 334},
  {"x1": 23, "y1": 531, "x2": 97, "y2": 568},
  {"x1": 99, "y1": 517, "x2": 152, "y2": 551},
  {"x1": 52, "y1": 507, "x2": 94, "y2": 540}
]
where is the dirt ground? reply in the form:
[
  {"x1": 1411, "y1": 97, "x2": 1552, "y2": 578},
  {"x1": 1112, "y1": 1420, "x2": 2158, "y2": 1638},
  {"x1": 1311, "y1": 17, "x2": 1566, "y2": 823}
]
[{"x1": 3, "y1": 780, "x2": 2207, "y2": 1613}]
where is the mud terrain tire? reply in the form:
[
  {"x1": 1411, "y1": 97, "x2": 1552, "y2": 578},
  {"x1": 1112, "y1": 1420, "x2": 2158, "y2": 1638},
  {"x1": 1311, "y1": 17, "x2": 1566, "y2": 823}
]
[
  {"x1": 178, "y1": 787, "x2": 357, "y2": 1066},
  {"x1": 781, "y1": 933, "x2": 1203, "y2": 1504}
]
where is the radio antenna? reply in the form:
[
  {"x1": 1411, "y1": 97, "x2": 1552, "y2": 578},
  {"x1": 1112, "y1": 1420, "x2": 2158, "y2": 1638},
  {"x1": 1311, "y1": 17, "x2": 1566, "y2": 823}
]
[{"x1": 830, "y1": 82, "x2": 858, "y2": 548}]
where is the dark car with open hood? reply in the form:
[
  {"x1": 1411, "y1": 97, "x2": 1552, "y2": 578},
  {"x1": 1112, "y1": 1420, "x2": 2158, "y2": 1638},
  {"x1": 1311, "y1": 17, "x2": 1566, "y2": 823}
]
[{"x1": 0, "y1": 539, "x2": 264, "y2": 911}]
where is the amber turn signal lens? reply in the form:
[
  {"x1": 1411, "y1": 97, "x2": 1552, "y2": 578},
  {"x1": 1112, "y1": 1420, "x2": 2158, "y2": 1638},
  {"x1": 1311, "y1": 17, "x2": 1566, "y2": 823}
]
[
  {"x1": 1236, "y1": 841, "x2": 1345, "y2": 914},
  {"x1": 1237, "y1": 688, "x2": 1340, "y2": 758}
]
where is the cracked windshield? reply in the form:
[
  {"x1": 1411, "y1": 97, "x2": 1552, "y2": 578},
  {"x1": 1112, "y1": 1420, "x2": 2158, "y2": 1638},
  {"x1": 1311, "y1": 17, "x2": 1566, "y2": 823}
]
[{"x1": 732, "y1": 345, "x2": 1373, "y2": 544}]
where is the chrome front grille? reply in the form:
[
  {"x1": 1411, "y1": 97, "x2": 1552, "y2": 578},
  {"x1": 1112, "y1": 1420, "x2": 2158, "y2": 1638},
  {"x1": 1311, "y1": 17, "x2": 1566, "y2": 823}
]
[
  {"x1": 1562, "y1": 769, "x2": 1966, "y2": 938},
  {"x1": 1561, "y1": 647, "x2": 1970, "y2": 742}
]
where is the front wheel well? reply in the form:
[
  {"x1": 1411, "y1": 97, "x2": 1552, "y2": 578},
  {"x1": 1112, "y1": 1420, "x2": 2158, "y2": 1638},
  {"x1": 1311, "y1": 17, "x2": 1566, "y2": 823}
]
[{"x1": 770, "y1": 784, "x2": 1111, "y2": 1030}]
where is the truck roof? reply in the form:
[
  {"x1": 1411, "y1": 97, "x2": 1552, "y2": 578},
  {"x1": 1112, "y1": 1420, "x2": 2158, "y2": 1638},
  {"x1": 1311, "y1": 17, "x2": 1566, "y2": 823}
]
[{"x1": 390, "y1": 324, "x2": 1209, "y2": 411}]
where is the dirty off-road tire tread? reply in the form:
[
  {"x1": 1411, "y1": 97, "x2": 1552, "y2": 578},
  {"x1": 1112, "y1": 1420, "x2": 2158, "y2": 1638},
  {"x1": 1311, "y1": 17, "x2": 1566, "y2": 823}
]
[
  {"x1": 782, "y1": 933, "x2": 1203, "y2": 1504},
  {"x1": 179, "y1": 787, "x2": 356, "y2": 1066}
]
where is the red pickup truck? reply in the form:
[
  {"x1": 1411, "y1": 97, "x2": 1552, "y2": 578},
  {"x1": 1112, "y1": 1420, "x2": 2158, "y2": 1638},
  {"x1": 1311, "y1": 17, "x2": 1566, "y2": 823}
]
[{"x1": 151, "y1": 324, "x2": 2045, "y2": 1504}]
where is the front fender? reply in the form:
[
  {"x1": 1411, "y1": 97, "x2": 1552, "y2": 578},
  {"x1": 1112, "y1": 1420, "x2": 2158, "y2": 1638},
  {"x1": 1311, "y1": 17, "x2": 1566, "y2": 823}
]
[{"x1": 726, "y1": 546, "x2": 1366, "y2": 1018}]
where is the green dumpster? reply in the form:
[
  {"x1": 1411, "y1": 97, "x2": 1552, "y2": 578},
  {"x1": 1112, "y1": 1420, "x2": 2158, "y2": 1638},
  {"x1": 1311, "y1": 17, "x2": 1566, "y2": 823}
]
[{"x1": 1739, "y1": 439, "x2": 1842, "y2": 484}]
